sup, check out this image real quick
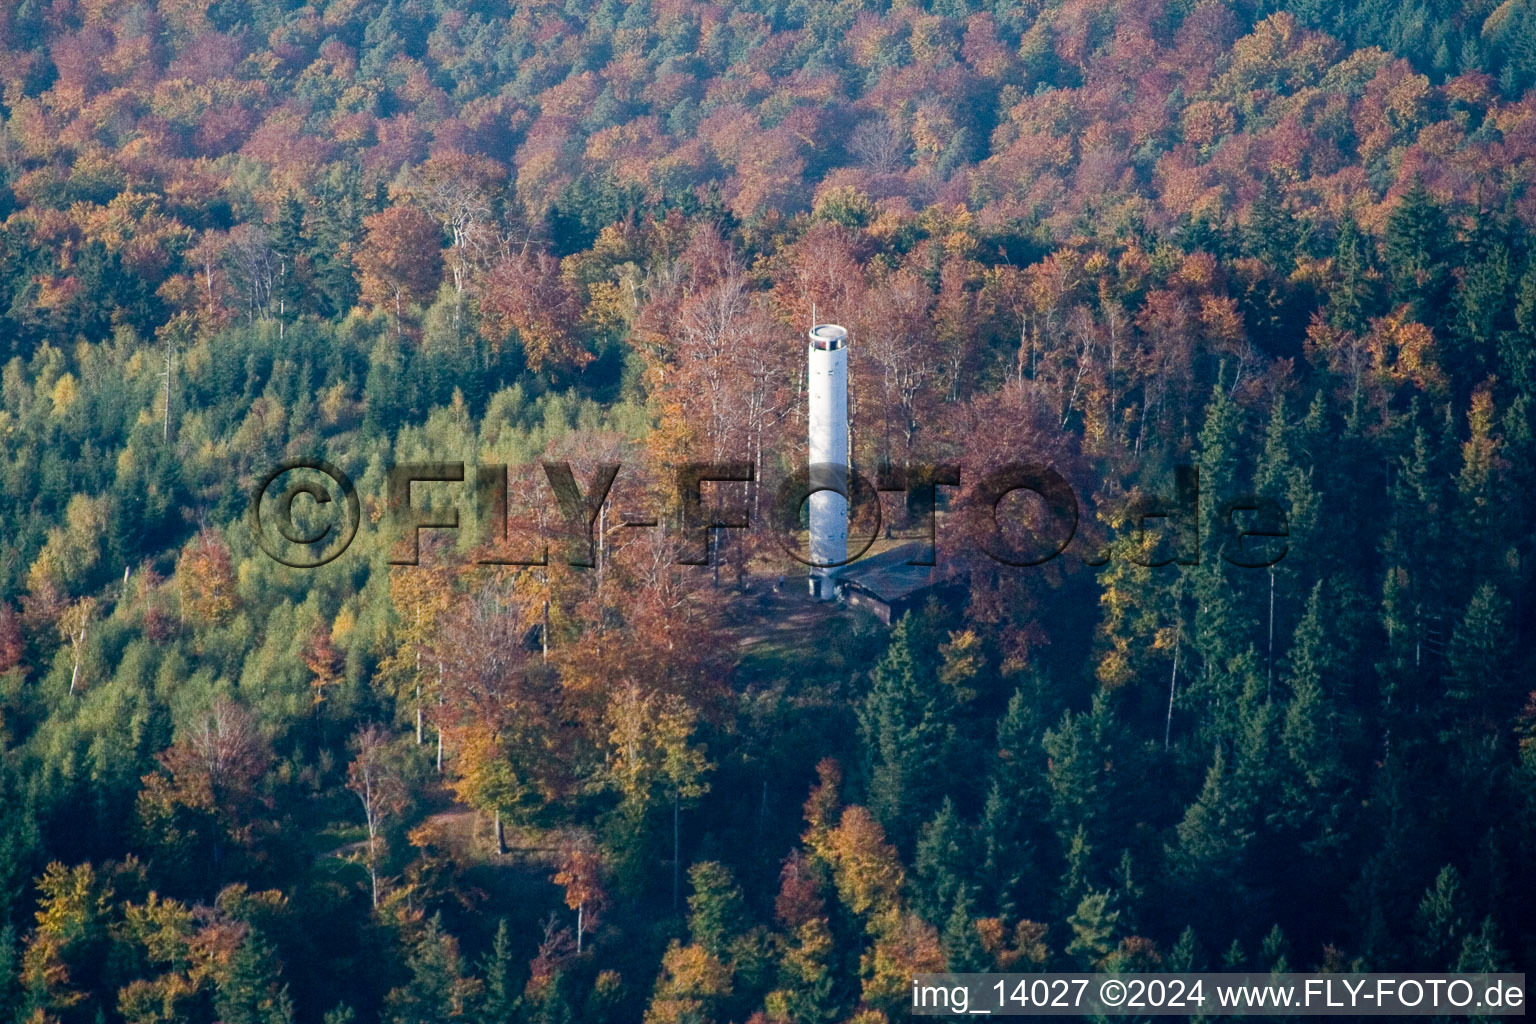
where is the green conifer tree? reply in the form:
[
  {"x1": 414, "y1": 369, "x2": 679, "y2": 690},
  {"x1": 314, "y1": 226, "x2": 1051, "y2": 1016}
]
[
  {"x1": 1445, "y1": 583, "x2": 1512, "y2": 712},
  {"x1": 1501, "y1": 262, "x2": 1536, "y2": 394},
  {"x1": 993, "y1": 686, "x2": 1048, "y2": 808},
  {"x1": 1169, "y1": 749, "x2": 1254, "y2": 919},
  {"x1": 1454, "y1": 917, "x2": 1508, "y2": 972},
  {"x1": 214, "y1": 931, "x2": 295, "y2": 1024},
  {"x1": 309, "y1": 173, "x2": 365, "y2": 318},
  {"x1": 914, "y1": 798, "x2": 972, "y2": 926},
  {"x1": 268, "y1": 193, "x2": 309, "y2": 318},
  {"x1": 1232, "y1": 666, "x2": 1280, "y2": 809},
  {"x1": 1384, "y1": 180, "x2": 1455, "y2": 329},
  {"x1": 383, "y1": 914, "x2": 484, "y2": 1024},
  {"x1": 941, "y1": 890, "x2": 990, "y2": 972},
  {"x1": 979, "y1": 779, "x2": 1034, "y2": 921},
  {"x1": 0, "y1": 924, "x2": 17, "y2": 1020},
  {"x1": 1282, "y1": 582, "x2": 1341, "y2": 792},
  {"x1": 858, "y1": 610, "x2": 954, "y2": 846},
  {"x1": 1058, "y1": 825, "x2": 1094, "y2": 913},
  {"x1": 1329, "y1": 214, "x2": 1376, "y2": 332},
  {"x1": 1043, "y1": 711, "x2": 1099, "y2": 849},
  {"x1": 1166, "y1": 926, "x2": 1204, "y2": 972},
  {"x1": 687, "y1": 861, "x2": 749, "y2": 959},
  {"x1": 1111, "y1": 848, "x2": 1144, "y2": 929},
  {"x1": 1413, "y1": 865, "x2": 1468, "y2": 969},
  {"x1": 1188, "y1": 375, "x2": 1244, "y2": 699},
  {"x1": 1450, "y1": 240, "x2": 1513, "y2": 386},
  {"x1": 479, "y1": 920, "x2": 519, "y2": 1024},
  {"x1": 1260, "y1": 924, "x2": 1290, "y2": 972},
  {"x1": 1243, "y1": 176, "x2": 1299, "y2": 274},
  {"x1": 1065, "y1": 891, "x2": 1119, "y2": 968},
  {"x1": 1221, "y1": 938, "x2": 1247, "y2": 971}
]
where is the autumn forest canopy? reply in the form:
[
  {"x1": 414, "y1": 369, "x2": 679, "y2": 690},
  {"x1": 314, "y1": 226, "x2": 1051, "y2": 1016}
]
[{"x1": 1, "y1": 0, "x2": 1535, "y2": 1021}]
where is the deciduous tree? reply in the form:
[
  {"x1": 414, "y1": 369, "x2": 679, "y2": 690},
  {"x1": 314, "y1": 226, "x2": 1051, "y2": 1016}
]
[
  {"x1": 356, "y1": 205, "x2": 444, "y2": 327},
  {"x1": 553, "y1": 837, "x2": 609, "y2": 954},
  {"x1": 479, "y1": 248, "x2": 590, "y2": 374},
  {"x1": 347, "y1": 725, "x2": 409, "y2": 908}
]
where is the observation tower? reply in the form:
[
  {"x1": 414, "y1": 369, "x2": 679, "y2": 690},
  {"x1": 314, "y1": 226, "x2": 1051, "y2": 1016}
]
[{"x1": 807, "y1": 323, "x2": 849, "y2": 599}]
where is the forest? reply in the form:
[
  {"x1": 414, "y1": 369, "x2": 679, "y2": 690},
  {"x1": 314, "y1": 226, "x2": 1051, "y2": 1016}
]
[{"x1": 1, "y1": 0, "x2": 1534, "y2": 1021}]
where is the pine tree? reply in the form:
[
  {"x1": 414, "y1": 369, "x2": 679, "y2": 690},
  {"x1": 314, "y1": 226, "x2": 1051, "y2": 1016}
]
[
  {"x1": 1166, "y1": 926, "x2": 1204, "y2": 972},
  {"x1": 1282, "y1": 464, "x2": 1321, "y2": 583},
  {"x1": 1446, "y1": 583, "x2": 1512, "y2": 713},
  {"x1": 687, "y1": 861, "x2": 749, "y2": 959},
  {"x1": 1282, "y1": 582, "x2": 1341, "y2": 792},
  {"x1": 1260, "y1": 924, "x2": 1290, "y2": 972},
  {"x1": 941, "y1": 890, "x2": 990, "y2": 972},
  {"x1": 309, "y1": 174, "x2": 365, "y2": 317},
  {"x1": 1255, "y1": 395, "x2": 1318, "y2": 614},
  {"x1": 1413, "y1": 865, "x2": 1468, "y2": 969},
  {"x1": 479, "y1": 920, "x2": 519, "y2": 1024},
  {"x1": 1387, "y1": 418, "x2": 1456, "y2": 648},
  {"x1": 1058, "y1": 825, "x2": 1094, "y2": 912},
  {"x1": 1043, "y1": 710, "x2": 1099, "y2": 849},
  {"x1": 913, "y1": 799, "x2": 972, "y2": 926},
  {"x1": 1110, "y1": 849, "x2": 1145, "y2": 936},
  {"x1": 1296, "y1": 389, "x2": 1329, "y2": 465},
  {"x1": 1458, "y1": 33, "x2": 1486, "y2": 73},
  {"x1": 383, "y1": 914, "x2": 484, "y2": 1024},
  {"x1": 1519, "y1": 261, "x2": 1536, "y2": 338},
  {"x1": 1197, "y1": 373, "x2": 1240, "y2": 551},
  {"x1": 1065, "y1": 891, "x2": 1119, "y2": 968},
  {"x1": 1189, "y1": 375, "x2": 1244, "y2": 694},
  {"x1": 1450, "y1": 240, "x2": 1514, "y2": 387},
  {"x1": 1168, "y1": 749, "x2": 1254, "y2": 917},
  {"x1": 268, "y1": 193, "x2": 309, "y2": 318},
  {"x1": 979, "y1": 780, "x2": 1034, "y2": 921},
  {"x1": 858, "y1": 610, "x2": 954, "y2": 846},
  {"x1": 1253, "y1": 397, "x2": 1292, "y2": 500},
  {"x1": 1454, "y1": 917, "x2": 1508, "y2": 972},
  {"x1": 1377, "y1": 564, "x2": 1420, "y2": 741},
  {"x1": 1243, "y1": 176, "x2": 1299, "y2": 274},
  {"x1": 1433, "y1": 37, "x2": 1453, "y2": 73},
  {"x1": 1504, "y1": 394, "x2": 1536, "y2": 505},
  {"x1": 1501, "y1": 262, "x2": 1536, "y2": 395},
  {"x1": 1384, "y1": 180, "x2": 1455, "y2": 329},
  {"x1": 214, "y1": 931, "x2": 295, "y2": 1024},
  {"x1": 0, "y1": 924, "x2": 17, "y2": 1020},
  {"x1": 993, "y1": 686, "x2": 1047, "y2": 808},
  {"x1": 1232, "y1": 668, "x2": 1280, "y2": 812},
  {"x1": 1328, "y1": 213, "x2": 1376, "y2": 332}
]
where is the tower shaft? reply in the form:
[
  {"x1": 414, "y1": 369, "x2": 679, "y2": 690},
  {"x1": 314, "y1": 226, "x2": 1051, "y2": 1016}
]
[{"x1": 807, "y1": 324, "x2": 849, "y2": 599}]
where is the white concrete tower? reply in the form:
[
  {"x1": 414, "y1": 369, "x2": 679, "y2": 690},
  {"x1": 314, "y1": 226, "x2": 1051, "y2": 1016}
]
[{"x1": 807, "y1": 323, "x2": 849, "y2": 599}]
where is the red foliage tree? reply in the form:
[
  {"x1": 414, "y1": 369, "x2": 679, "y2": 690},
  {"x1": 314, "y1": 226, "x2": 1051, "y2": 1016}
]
[
  {"x1": 356, "y1": 205, "x2": 444, "y2": 326},
  {"x1": 479, "y1": 248, "x2": 591, "y2": 373}
]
